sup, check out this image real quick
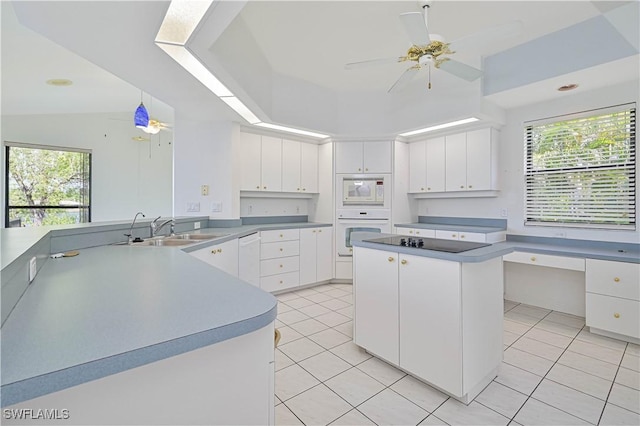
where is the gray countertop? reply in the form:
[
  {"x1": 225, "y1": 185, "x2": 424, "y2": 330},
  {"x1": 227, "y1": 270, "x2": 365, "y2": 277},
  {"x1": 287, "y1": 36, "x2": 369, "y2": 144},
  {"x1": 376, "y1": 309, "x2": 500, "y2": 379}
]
[
  {"x1": 0, "y1": 221, "x2": 330, "y2": 407},
  {"x1": 352, "y1": 232, "x2": 639, "y2": 264}
]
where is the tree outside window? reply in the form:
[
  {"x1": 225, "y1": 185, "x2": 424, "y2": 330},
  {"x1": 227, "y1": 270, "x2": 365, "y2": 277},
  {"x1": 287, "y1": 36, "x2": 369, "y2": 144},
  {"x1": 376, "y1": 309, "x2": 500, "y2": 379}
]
[{"x1": 5, "y1": 143, "x2": 91, "y2": 227}]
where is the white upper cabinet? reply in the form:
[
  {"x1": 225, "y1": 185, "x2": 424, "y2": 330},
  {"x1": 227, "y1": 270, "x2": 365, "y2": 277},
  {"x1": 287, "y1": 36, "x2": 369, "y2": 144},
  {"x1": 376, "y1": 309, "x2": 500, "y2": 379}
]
[
  {"x1": 239, "y1": 133, "x2": 262, "y2": 191},
  {"x1": 240, "y1": 132, "x2": 319, "y2": 194},
  {"x1": 300, "y1": 142, "x2": 319, "y2": 193},
  {"x1": 336, "y1": 141, "x2": 392, "y2": 174},
  {"x1": 260, "y1": 136, "x2": 282, "y2": 192},
  {"x1": 281, "y1": 139, "x2": 302, "y2": 193},
  {"x1": 445, "y1": 133, "x2": 467, "y2": 192},
  {"x1": 409, "y1": 127, "x2": 498, "y2": 196},
  {"x1": 408, "y1": 136, "x2": 446, "y2": 193}
]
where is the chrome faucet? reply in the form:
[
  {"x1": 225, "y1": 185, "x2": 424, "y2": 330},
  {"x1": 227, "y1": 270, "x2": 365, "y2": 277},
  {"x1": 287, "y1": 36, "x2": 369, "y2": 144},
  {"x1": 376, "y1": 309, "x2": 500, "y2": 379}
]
[
  {"x1": 150, "y1": 216, "x2": 175, "y2": 237},
  {"x1": 125, "y1": 212, "x2": 145, "y2": 244}
]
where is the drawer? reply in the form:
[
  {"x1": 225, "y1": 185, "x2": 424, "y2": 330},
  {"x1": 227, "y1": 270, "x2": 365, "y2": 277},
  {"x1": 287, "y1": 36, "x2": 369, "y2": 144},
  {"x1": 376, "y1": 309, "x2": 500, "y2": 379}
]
[
  {"x1": 400, "y1": 228, "x2": 436, "y2": 238},
  {"x1": 586, "y1": 293, "x2": 640, "y2": 339},
  {"x1": 458, "y1": 232, "x2": 486, "y2": 243},
  {"x1": 261, "y1": 241, "x2": 299, "y2": 260},
  {"x1": 435, "y1": 230, "x2": 459, "y2": 241},
  {"x1": 261, "y1": 229, "x2": 300, "y2": 243},
  {"x1": 586, "y1": 259, "x2": 639, "y2": 301},
  {"x1": 261, "y1": 271, "x2": 299, "y2": 293},
  {"x1": 502, "y1": 251, "x2": 585, "y2": 271},
  {"x1": 261, "y1": 256, "x2": 299, "y2": 277}
]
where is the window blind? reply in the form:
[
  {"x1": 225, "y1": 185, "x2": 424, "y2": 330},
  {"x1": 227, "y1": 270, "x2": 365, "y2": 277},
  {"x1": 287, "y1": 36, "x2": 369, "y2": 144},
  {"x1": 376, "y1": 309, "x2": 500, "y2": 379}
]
[{"x1": 524, "y1": 105, "x2": 636, "y2": 229}]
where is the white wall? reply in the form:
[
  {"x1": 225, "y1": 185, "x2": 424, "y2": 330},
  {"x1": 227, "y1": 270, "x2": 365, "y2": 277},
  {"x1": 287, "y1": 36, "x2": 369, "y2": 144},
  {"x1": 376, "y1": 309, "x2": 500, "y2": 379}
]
[
  {"x1": 173, "y1": 117, "x2": 240, "y2": 219},
  {"x1": 418, "y1": 80, "x2": 639, "y2": 243},
  {"x1": 1, "y1": 112, "x2": 172, "y2": 223}
]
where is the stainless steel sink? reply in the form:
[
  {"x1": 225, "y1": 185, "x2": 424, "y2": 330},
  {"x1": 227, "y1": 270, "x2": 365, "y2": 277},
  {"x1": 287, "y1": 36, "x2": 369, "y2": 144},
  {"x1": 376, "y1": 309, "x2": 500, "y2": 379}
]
[
  {"x1": 167, "y1": 233, "x2": 229, "y2": 240},
  {"x1": 134, "y1": 238, "x2": 196, "y2": 247}
]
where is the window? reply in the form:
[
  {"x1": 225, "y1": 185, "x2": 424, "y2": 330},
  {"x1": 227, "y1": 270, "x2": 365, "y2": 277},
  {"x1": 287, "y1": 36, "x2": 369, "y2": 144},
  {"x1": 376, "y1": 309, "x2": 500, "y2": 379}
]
[
  {"x1": 524, "y1": 104, "x2": 636, "y2": 229},
  {"x1": 5, "y1": 143, "x2": 91, "y2": 227}
]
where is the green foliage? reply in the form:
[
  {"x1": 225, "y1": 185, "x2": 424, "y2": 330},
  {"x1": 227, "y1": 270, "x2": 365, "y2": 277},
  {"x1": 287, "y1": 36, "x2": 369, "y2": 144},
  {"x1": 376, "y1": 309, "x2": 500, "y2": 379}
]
[{"x1": 7, "y1": 146, "x2": 90, "y2": 227}]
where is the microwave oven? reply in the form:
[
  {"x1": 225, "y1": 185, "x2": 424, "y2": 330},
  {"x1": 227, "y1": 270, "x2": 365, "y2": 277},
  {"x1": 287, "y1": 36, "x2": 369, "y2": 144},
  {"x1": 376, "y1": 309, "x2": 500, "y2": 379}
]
[{"x1": 342, "y1": 177, "x2": 384, "y2": 205}]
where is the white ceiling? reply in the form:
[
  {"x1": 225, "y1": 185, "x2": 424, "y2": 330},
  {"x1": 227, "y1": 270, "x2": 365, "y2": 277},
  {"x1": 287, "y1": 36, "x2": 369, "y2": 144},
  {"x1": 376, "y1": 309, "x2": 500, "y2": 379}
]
[{"x1": 2, "y1": 0, "x2": 638, "y2": 137}]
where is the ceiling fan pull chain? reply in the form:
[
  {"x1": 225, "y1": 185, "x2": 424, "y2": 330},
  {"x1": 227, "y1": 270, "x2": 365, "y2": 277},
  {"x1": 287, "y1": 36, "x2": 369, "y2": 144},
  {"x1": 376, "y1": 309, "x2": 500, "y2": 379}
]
[{"x1": 428, "y1": 64, "x2": 432, "y2": 89}]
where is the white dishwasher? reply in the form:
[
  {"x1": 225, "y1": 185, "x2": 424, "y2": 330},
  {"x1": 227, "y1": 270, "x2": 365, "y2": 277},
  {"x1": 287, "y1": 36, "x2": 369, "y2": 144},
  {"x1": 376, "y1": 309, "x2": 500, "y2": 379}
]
[{"x1": 238, "y1": 232, "x2": 261, "y2": 287}]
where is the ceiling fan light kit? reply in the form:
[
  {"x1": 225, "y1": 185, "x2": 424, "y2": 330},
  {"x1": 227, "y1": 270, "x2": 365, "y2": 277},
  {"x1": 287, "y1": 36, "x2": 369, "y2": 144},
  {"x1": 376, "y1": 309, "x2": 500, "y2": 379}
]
[{"x1": 134, "y1": 101, "x2": 149, "y2": 128}]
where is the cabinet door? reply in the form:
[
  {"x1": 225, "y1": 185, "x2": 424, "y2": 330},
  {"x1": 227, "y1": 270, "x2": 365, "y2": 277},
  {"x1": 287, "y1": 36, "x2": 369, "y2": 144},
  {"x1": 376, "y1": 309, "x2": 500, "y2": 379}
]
[
  {"x1": 281, "y1": 139, "x2": 301, "y2": 193},
  {"x1": 465, "y1": 128, "x2": 492, "y2": 191},
  {"x1": 399, "y1": 254, "x2": 462, "y2": 395},
  {"x1": 261, "y1": 136, "x2": 282, "y2": 191},
  {"x1": 300, "y1": 142, "x2": 319, "y2": 193},
  {"x1": 299, "y1": 228, "x2": 317, "y2": 286},
  {"x1": 445, "y1": 133, "x2": 467, "y2": 192},
  {"x1": 316, "y1": 227, "x2": 333, "y2": 282},
  {"x1": 190, "y1": 239, "x2": 239, "y2": 277},
  {"x1": 458, "y1": 232, "x2": 486, "y2": 243},
  {"x1": 335, "y1": 142, "x2": 363, "y2": 173},
  {"x1": 239, "y1": 133, "x2": 262, "y2": 191},
  {"x1": 363, "y1": 141, "x2": 392, "y2": 173},
  {"x1": 409, "y1": 141, "x2": 427, "y2": 192},
  {"x1": 426, "y1": 136, "x2": 446, "y2": 192},
  {"x1": 353, "y1": 247, "x2": 399, "y2": 365},
  {"x1": 435, "y1": 230, "x2": 459, "y2": 240}
]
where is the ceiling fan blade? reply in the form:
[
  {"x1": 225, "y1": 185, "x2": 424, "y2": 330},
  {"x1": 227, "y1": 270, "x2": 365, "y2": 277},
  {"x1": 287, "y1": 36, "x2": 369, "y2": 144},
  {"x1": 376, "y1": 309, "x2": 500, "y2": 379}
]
[
  {"x1": 437, "y1": 59, "x2": 483, "y2": 82},
  {"x1": 448, "y1": 20, "x2": 523, "y2": 53},
  {"x1": 345, "y1": 57, "x2": 404, "y2": 70},
  {"x1": 388, "y1": 66, "x2": 420, "y2": 93},
  {"x1": 399, "y1": 12, "x2": 431, "y2": 46}
]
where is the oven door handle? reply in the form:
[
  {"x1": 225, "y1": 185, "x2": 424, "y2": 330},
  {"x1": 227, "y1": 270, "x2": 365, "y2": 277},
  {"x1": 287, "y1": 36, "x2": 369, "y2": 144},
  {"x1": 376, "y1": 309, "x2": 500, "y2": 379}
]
[{"x1": 337, "y1": 219, "x2": 389, "y2": 223}]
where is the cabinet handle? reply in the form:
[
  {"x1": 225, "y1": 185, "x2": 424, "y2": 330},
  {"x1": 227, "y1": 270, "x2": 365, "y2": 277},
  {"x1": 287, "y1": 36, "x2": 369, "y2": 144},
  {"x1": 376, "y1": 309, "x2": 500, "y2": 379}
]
[
  {"x1": 280, "y1": 280, "x2": 283, "y2": 284},
  {"x1": 263, "y1": 186, "x2": 267, "y2": 189},
  {"x1": 365, "y1": 168, "x2": 369, "y2": 171},
  {"x1": 452, "y1": 234, "x2": 456, "y2": 238},
  {"x1": 614, "y1": 313, "x2": 620, "y2": 319},
  {"x1": 279, "y1": 264, "x2": 283, "y2": 268},
  {"x1": 460, "y1": 185, "x2": 464, "y2": 189},
  {"x1": 530, "y1": 256, "x2": 536, "y2": 261},
  {"x1": 218, "y1": 248, "x2": 222, "y2": 253},
  {"x1": 303, "y1": 188, "x2": 306, "y2": 191},
  {"x1": 313, "y1": 230, "x2": 316, "y2": 233},
  {"x1": 416, "y1": 231, "x2": 420, "y2": 235},
  {"x1": 318, "y1": 229, "x2": 322, "y2": 233},
  {"x1": 358, "y1": 168, "x2": 362, "y2": 171},
  {"x1": 297, "y1": 188, "x2": 300, "y2": 191},
  {"x1": 349, "y1": 248, "x2": 353, "y2": 252},
  {"x1": 388, "y1": 257, "x2": 394, "y2": 262},
  {"x1": 409, "y1": 230, "x2": 413, "y2": 234},
  {"x1": 614, "y1": 277, "x2": 620, "y2": 282},
  {"x1": 427, "y1": 187, "x2": 431, "y2": 190},
  {"x1": 256, "y1": 185, "x2": 260, "y2": 189},
  {"x1": 279, "y1": 248, "x2": 283, "y2": 251},
  {"x1": 421, "y1": 187, "x2": 424, "y2": 191},
  {"x1": 211, "y1": 250, "x2": 216, "y2": 254},
  {"x1": 280, "y1": 234, "x2": 283, "y2": 238},
  {"x1": 460, "y1": 235, "x2": 465, "y2": 239},
  {"x1": 401, "y1": 259, "x2": 407, "y2": 265},
  {"x1": 469, "y1": 185, "x2": 473, "y2": 189}
]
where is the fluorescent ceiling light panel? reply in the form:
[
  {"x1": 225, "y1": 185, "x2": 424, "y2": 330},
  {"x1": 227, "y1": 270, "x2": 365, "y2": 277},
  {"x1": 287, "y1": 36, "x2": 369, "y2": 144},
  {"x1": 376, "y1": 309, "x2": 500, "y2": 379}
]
[
  {"x1": 254, "y1": 123, "x2": 329, "y2": 139},
  {"x1": 155, "y1": 42, "x2": 233, "y2": 97},
  {"x1": 220, "y1": 97, "x2": 261, "y2": 124},
  {"x1": 155, "y1": 0, "x2": 214, "y2": 45},
  {"x1": 399, "y1": 117, "x2": 480, "y2": 137}
]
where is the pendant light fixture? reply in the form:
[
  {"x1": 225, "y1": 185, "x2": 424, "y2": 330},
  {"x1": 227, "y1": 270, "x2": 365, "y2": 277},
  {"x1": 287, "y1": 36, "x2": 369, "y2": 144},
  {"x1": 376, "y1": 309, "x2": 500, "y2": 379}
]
[{"x1": 134, "y1": 91, "x2": 149, "y2": 129}]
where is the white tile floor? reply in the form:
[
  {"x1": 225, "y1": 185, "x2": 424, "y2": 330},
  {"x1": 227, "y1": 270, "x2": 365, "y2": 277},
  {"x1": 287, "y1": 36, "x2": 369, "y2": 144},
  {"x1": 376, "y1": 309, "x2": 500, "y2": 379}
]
[{"x1": 274, "y1": 283, "x2": 640, "y2": 426}]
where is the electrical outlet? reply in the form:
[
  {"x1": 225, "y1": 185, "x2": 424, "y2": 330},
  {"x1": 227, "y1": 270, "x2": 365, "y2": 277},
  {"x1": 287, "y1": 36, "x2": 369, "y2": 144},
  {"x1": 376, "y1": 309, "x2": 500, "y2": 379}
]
[
  {"x1": 194, "y1": 222, "x2": 201, "y2": 230},
  {"x1": 211, "y1": 202, "x2": 222, "y2": 212},
  {"x1": 28, "y1": 257, "x2": 37, "y2": 283},
  {"x1": 500, "y1": 208, "x2": 508, "y2": 217},
  {"x1": 187, "y1": 202, "x2": 200, "y2": 212},
  {"x1": 248, "y1": 205, "x2": 253, "y2": 215},
  {"x1": 201, "y1": 185, "x2": 209, "y2": 196}
]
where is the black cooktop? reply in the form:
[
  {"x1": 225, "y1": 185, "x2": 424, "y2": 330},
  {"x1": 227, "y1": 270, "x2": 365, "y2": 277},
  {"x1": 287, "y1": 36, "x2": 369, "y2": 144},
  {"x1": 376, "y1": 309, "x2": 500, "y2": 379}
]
[{"x1": 364, "y1": 236, "x2": 491, "y2": 253}]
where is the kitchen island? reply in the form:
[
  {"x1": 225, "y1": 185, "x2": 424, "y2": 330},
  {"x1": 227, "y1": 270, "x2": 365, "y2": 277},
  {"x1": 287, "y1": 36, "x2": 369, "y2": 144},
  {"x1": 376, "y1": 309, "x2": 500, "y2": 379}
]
[
  {"x1": 352, "y1": 234, "x2": 505, "y2": 404},
  {"x1": 0, "y1": 221, "x2": 286, "y2": 425}
]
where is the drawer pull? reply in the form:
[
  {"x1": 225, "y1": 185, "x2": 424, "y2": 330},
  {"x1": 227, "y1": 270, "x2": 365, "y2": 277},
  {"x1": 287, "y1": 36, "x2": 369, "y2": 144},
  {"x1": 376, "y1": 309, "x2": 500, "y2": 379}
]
[
  {"x1": 279, "y1": 264, "x2": 283, "y2": 268},
  {"x1": 614, "y1": 313, "x2": 620, "y2": 319},
  {"x1": 452, "y1": 234, "x2": 456, "y2": 238},
  {"x1": 388, "y1": 257, "x2": 395, "y2": 262},
  {"x1": 416, "y1": 231, "x2": 420, "y2": 235},
  {"x1": 469, "y1": 185, "x2": 473, "y2": 189},
  {"x1": 211, "y1": 250, "x2": 216, "y2": 254},
  {"x1": 279, "y1": 280, "x2": 283, "y2": 284},
  {"x1": 263, "y1": 186, "x2": 267, "y2": 189},
  {"x1": 409, "y1": 230, "x2": 413, "y2": 234},
  {"x1": 318, "y1": 229, "x2": 322, "y2": 233},
  {"x1": 280, "y1": 248, "x2": 283, "y2": 251},
  {"x1": 297, "y1": 188, "x2": 300, "y2": 191},
  {"x1": 427, "y1": 187, "x2": 431, "y2": 190},
  {"x1": 280, "y1": 234, "x2": 283, "y2": 238},
  {"x1": 401, "y1": 259, "x2": 407, "y2": 265},
  {"x1": 256, "y1": 185, "x2": 260, "y2": 189},
  {"x1": 460, "y1": 235, "x2": 465, "y2": 239},
  {"x1": 531, "y1": 256, "x2": 536, "y2": 262},
  {"x1": 421, "y1": 187, "x2": 424, "y2": 191},
  {"x1": 218, "y1": 249, "x2": 222, "y2": 253},
  {"x1": 614, "y1": 277, "x2": 620, "y2": 282}
]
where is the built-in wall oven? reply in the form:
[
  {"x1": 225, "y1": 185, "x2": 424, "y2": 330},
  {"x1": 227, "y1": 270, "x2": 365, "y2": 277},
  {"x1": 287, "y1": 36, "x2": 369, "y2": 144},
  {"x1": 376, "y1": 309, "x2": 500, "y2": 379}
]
[{"x1": 335, "y1": 209, "x2": 391, "y2": 280}]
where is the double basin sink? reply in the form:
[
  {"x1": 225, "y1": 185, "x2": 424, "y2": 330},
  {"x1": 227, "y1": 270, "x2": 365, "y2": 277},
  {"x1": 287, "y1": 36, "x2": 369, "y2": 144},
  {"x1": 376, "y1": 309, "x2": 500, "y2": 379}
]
[{"x1": 130, "y1": 233, "x2": 229, "y2": 247}]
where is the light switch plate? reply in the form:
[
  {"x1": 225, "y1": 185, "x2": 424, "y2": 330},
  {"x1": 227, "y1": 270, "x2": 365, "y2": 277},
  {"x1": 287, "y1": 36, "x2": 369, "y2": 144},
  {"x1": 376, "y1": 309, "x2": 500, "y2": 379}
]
[
  {"x1": 194, "y1": 222, "x2": 201, "y2": 230},
  {"x1": 28, "y1": 256, "x2": 37, "y2": 283}
]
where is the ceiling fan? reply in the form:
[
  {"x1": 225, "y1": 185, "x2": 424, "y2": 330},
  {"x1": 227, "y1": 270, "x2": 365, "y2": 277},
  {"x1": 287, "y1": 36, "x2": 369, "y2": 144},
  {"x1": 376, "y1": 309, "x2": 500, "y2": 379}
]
[{"x1": 345, "y1": 1, "x2": 522, "y2": 93}]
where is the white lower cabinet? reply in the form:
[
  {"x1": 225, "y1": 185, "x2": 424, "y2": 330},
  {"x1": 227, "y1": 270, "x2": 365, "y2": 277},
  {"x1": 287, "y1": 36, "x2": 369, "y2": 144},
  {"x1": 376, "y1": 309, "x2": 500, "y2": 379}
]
[
  {"x1": 189, "y1": 239, "x2": 239, "y2": 277},
  {"x1": 354, "y1": 246, "x2": 503, "y2": 402},
  {"x1": 300, "y1": 227, "x2": 333, "y2": 286},
  {"x1": 260, "y1": 229, "x2": 300, "y2": 293},
  {"x1": 586, "y1": 259, "x2": 640, "y2": 340}
]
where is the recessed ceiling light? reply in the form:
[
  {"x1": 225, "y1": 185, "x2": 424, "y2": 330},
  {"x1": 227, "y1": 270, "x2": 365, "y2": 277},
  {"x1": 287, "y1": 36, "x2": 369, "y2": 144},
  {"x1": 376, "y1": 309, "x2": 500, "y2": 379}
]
[
  {"x1": 557, "y1": 84, "x2": 579, "y2": 92},
  {"x1": 46, "y1": 79, "x2": 73, "y2": 86}
]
